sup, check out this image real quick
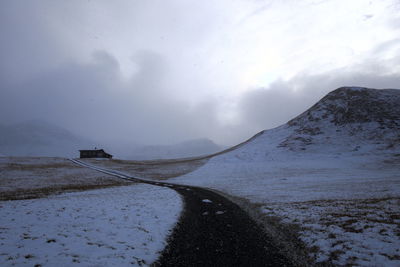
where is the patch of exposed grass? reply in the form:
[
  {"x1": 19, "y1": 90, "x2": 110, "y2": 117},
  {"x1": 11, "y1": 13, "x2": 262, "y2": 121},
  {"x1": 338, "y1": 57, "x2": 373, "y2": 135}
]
[
  {"x1": 380, "y1": 253, "x2": 400, "y2": 261},
  {"x1": 0, "y1": 157, "x2": 134, "y2": 201},
  {"x1": 3, "y1": 162, "x2": 78, "y2": 171},
  {"x1": 1, "y1": 182, "x2": 133, "y2": 201},
  {"x1": 329, "y1": 249, "x2": 345, "y2": 261},
  {"x1": 80, "y1": 158, "x2": 208, "y2": 180}
]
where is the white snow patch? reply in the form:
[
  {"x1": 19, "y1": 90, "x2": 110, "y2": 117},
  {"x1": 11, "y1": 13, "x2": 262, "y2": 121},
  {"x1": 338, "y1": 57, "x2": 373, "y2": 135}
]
[
  {"x1": 0, "y1": 184, "x2": 182, "y2": 266},
  {"x1": 263, "y1": 198, "x2": 400, "y2": 266},
  {"x1": 202, "y1": 199, "x2": 212, "y2": 203}
]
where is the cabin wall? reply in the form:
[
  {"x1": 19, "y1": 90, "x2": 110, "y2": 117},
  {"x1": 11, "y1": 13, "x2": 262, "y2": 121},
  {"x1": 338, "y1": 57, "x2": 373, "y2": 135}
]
[{"x1": 79, "y1": 151, "x2": 112, "y2": 159}]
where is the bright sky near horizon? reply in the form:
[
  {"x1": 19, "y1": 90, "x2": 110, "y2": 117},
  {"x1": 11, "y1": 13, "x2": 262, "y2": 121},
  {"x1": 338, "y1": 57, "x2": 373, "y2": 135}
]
[{"x1": 1, "y1": 0, "x2": 400, "y2": 146}]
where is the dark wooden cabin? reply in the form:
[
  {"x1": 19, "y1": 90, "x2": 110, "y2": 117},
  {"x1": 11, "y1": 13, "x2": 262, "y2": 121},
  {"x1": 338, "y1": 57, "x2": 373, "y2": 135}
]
[{"x1": 79, "y1": 149, "x2": 113, "y2": 159}]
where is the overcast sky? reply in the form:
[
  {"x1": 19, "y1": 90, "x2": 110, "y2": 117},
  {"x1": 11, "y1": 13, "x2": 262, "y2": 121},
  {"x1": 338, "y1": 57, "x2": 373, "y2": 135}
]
[{"x1": 1, "y1": 0, "x2": 400, "y2": 146}]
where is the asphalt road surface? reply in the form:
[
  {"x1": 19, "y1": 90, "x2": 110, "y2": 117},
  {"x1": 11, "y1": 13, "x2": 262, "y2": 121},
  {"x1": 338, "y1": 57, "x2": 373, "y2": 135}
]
[{"x1": 71, "y1": 159, "x2": 291, "y2": 267}]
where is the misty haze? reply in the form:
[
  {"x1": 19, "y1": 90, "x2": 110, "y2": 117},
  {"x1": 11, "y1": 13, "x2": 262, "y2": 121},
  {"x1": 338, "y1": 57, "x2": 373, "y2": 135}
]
[{"x1": 1, "y1": 1, "x2": 399, "y2": 266}]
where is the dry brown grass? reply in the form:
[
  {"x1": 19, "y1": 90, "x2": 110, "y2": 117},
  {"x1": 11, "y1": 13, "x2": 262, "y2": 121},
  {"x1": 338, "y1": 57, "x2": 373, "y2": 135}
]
[
  {"x1": 80, "y1": 158, "x2": 208, "y2": 180},
  {"x1": 0, "y1": 157, "x2": 133, "y2": 201},
  {"x1": 0, "y1": 183, "x2": 132, "y2": 201},
  {"x1": 2, "y1": 162, "x2": 75, "y2": 171}
]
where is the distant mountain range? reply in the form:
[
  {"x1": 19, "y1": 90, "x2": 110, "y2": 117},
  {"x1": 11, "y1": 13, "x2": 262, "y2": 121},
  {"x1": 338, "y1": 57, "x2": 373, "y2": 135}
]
[
  {"x1": 125, "y1": 138, "x2": 224, "y2": 160},
  {"x1": 0, "y1": 120, "x2": 224, "y2": 159},
  {"x1": 0, "y1": 120, "x2": 94, "y2": 157}
]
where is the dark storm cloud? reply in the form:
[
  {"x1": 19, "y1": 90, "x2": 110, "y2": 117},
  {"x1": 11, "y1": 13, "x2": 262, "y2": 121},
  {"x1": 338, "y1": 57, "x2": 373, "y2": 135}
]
[
  {"x1": 1, "y1": 49, "x2": 399, "y2": 146},
  {"x1": 0, "y1": 50, "x2": 221, "y2": 145}
]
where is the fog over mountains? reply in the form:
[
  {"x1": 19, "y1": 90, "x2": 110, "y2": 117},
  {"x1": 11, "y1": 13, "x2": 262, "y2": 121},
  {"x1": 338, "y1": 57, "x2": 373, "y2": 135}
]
[
  {"x1": 126, "y1": 139, "x2": 223, "y2": 160},
  {"x1": 0, "y1": 121, "x2": 223, "y2": 159},
  {"x1": 1, "y1": 87, "x2": 398, "y2": 159},
  {"x1": 0, "y1": 120, "x2": 94, "y2": 158}
]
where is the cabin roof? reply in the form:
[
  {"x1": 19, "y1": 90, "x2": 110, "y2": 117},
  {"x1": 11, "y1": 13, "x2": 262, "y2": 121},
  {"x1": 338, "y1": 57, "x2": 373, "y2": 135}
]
[{"x1": 79, "y1": 149, "x2": 106, "y2": 152}]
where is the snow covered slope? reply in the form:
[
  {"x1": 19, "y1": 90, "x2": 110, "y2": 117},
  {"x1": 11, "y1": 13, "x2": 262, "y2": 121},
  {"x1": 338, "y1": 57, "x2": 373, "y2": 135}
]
[
  {"x1": 170, "y1": 87, "x2": 400, "y2": 266},
  {"x1": 215, "y1": 86, "x2": 399, "y2": 162},
  {"x1": 283, "y1": 86, "x2": 399, "y2": 152}
]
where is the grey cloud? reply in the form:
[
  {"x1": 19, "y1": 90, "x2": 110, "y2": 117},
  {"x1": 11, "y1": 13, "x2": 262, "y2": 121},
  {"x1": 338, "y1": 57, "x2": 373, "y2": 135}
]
[
  {"x1": 1, "y1": 48, "x2": 400, "y2": 148},
  {"x1": 1, "y1": 0, "x2": 400, "y2": 149},
  {"x1": 236, "y1": 70, "x2": 400, "y2": 137},
  {"x1": 0, "y1": 50, "x2": 221, "y2": 146},
  {"x1": 0, "y1": 1, "x2": 67, "y2": 84},
  {"x1": 371, "y1": 38, "x2": 400, "y2": 56}
]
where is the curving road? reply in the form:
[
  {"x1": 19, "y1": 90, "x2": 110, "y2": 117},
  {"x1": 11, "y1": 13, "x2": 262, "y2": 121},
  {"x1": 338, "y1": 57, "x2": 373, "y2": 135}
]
[{"x1": 70, "y1": 159, "x2": 291, "y2": 266}]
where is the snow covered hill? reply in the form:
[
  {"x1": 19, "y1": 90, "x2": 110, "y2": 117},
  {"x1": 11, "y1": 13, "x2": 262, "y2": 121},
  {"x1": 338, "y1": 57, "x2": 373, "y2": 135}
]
[
  {"x1": 215, "y1": 86, "x2": 400, "y2": 162},
  {"x1": 171, "y1": 87, "x2": 400, "y2": 266},
  {"x1": 282, "y1": 86, "x2": 400, "y2": 152},
  {"x1": 0, "y1": 120, "x2": 94, "y2": 157}
]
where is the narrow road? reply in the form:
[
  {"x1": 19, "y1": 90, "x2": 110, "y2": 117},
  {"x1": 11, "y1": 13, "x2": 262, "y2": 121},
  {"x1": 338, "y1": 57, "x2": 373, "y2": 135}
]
[{"x1": 70, "y1": 159, "x2": 291, "y2": 266}]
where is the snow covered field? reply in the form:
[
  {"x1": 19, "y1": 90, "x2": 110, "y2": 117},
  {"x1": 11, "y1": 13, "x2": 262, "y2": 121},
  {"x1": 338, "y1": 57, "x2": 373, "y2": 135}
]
[
  {"x1": 169, "y1": 155, "x2": 399, "y2": 265},
  {"x1": 165, "y1": 111, "x2": 400, "y2": 267},
  {"x1": 0, "y1": 184, "x2": 182, "y2": 266},
  {"x1": 0, "y1": 157, "x2": 182, "y2": 266},
  {"x1": 167, "y1": 88, "x2": 400, "y2": 266}
]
